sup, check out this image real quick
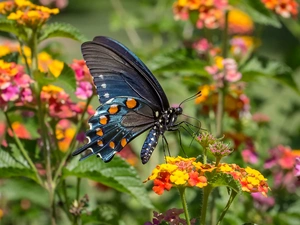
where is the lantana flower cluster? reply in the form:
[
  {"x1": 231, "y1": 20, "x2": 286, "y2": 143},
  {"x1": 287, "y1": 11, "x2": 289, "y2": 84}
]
[
  {"x1": 145, "y1": 156, "x2": 269, "y2": 197},
  {"x1": 0, "y1": 0, "x2": 59, "y2": 28},
  {"x1": 173, "y1": 0, "x2": 228, "y2": 29},
  {"x1": 205, "y1": 56, "x2": 242, "y2": 86},
  {"x1": 218, "y1": 163, "x2": 269, "y2": 196},
  {"x1": 264, "y1": 145, "x2": 300, "y2": 193},
  {"x1": 0, "y1": 60, "x2": 33, "y2": 110},
  {"x1": 261, "y1": 0, "x2": 298, "y2": 18},
  {"x1": 145, "y1": 156, "x2": 209, "y2": 195},
  {"x1": 71, "y1": 59, "x2": 94, "y2": 100}
]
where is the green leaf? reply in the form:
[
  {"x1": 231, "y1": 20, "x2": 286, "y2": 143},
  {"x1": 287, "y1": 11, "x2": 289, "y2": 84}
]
[
  {"x1": 52, "y1": 63, "x2": 77, "y2": 92},
  {"x1": 33, "y1": 70, "x2": 55, "y2": 87},
  {"x1": 39, "y1": 22, "x2": 87, "y2": 43},
  {"x1": 81, "y1": 205, "x2": 122, "y2": 225},
  {"x1": 241, "y1": 57, "x2": 300, "y2": 94},
  {"x1": 241, "y1": 0, "x2": 281, "y2": 28},
  {"x1": 150, "y1": 50, "x2": 209, "y2": 76},
  {"x1": 209, "y1": 173, "x2": 241, "y2": 193},
  {"x1": 63, "y1": 156, "x2": 154, "y2": 209},
  {"x1": 0, "y1": 146, "x2": 36, "y2": 180},
  {"x1": 0, "y1": 18, "x2": 27, "y2": 40}
]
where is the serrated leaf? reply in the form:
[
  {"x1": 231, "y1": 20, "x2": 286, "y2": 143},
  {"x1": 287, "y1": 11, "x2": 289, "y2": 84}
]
[
  {"x1": 0, "y1": 147, "x2": 36, "y2": 180},
  {"x1": 209, "y1": 173, "x2": 241, "y2": 193},
  {"x1": 241, "y1": 0, "x2": 281, "y2": 28},
  {"x1": 39, "y1": 22, "x2": 87, "y2": 43},
  {"x1": 0, "y1": 18, "x2": 28, "y2": 40},
  {"x1": 63, "y1": 156, "x2": 154, "y2": 209},
  {"x1": 52, "y1": 63, "x2": 77, "y2": 92}
]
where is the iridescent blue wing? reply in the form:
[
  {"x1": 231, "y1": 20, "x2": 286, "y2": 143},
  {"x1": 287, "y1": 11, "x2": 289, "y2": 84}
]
[
  {"x1": 81, "y1": 36, "x2": 169, "y2": 111},
  {"x1": 72, "y1": 97, "x2": 156, "y2": 162}
]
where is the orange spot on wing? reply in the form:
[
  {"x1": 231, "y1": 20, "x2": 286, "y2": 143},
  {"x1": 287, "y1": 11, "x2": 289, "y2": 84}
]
[
  {"x1": 108, "y1": 104, "x2": 119, "y2": 114},
  {"x1": 109, "y1": 141, "x2": 115, "y2": 149},
  {"x1": 126, "y1": 98, "x2": 137, "y2": 109},
  {"x1": 99, "y1": 115, "x2": 108, "y2": 125},
  {"x1": 96, "y1": 128, "x2": 103, "y2": 136},
  {"x1": 97, "y1": 140, "x2": 103, "y2": 146},
  {"x1": 121, "y1": 138, "x2": 127, "y2": 147}
]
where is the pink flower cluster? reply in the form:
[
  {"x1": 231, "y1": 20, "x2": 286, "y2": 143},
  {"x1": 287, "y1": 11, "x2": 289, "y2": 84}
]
[
  {"x1": 173, "y1": 0, "x2": 228, "y2": 29},
  {"x1": 205, "y1": 58, "x2": 242, "y2": 86},
  {"x1": 265, "y1": 145, "x2": 300, "y2": 193},
  {"x1": 192, "y1": 38, "x2": 220, "y2": 57},
  {"x1": 262, "y1": 0, "x2": 298, "y2": 18},
  {"x1": 70, "y1": 59, "x2": 94, "y2": 100},
  {"x1": 0, "y1": 60, "x2": 33, "y2": 110}
]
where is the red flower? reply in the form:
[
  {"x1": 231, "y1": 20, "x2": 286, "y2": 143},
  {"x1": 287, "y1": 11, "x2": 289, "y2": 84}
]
[{"x1": 152, "y1": 172, "x2": 172, "y2": 195}]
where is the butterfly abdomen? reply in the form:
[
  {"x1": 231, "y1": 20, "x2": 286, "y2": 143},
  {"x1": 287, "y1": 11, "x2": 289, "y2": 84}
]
[{"x1": 141, "y1": 126, "x2": 160, "y2": 164}]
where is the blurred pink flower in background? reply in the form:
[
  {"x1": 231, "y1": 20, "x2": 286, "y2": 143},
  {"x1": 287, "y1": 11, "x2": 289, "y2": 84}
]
[
  {"x1": 39, "y1": 0, "x2": 68, "y2": 9},
  {"x1": 264, "y1": 145, "x2": 300, "y2": 192},
  {"x1": 75, "y1": 81, "x2": 93, "y2": 100},
  {"x1": 295, "y1": 157, "x2": 300, "y2": 178},
  {"x1": 205, "y1": 57, "x2": 242, "y2": 87},
  {"x1": 251, "y1": 192, "x2": 275, "y2": 211}
]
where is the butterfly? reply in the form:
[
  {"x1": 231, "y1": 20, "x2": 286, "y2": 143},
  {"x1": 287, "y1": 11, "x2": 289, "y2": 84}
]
[{"x1": 72, "y1": 36, "x2": 193, "y2": 164}]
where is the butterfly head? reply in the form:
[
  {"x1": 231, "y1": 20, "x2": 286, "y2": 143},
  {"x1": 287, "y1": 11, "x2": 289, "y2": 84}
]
[{"x1": 174, "y1": 106, "x2": 183, "y2": 115}]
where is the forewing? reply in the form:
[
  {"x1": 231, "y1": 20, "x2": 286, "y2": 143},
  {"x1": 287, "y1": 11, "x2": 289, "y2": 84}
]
[{"x1": 81, "y1": 36, "x2": 169, "y2": 111}]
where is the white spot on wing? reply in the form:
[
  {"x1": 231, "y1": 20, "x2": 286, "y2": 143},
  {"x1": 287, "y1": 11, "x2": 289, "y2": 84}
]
[
  {"x1": 101, "y1": 83, "x2": 106, "y2": 88},
  {"x1": 104, "y1": 93, "x2": 110, "y2": 98},
  {"x1": 99, "y1": 74, "x2": 104, "y2": 79},
  {"x1": 86, "y1": 136, "x2": 91, "y2": 144},
  {"x1": 87, "y1": 147, "x2": 94, "y2": 153},
  {"x1": 89, "y1": 123, "x2": 93, "y2": 129},
  {"x1": 97, "y1": 153, "x2": 102, "y2": 158}
]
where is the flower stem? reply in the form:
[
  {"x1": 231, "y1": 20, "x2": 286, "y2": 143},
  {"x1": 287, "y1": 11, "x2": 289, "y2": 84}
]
[
  {"x1": 200, "y1": 185, "x2": 213, "y2": 225},
  {"x1": 178, "y1": 187, "x2": 191, "y2": 225},
  {"x1": 216, "y1": 10, "x2": 229, "y2": 138},
  {"x1": 53, "y1": 96, "x2": 93, "y2": 184},
  {"x1": 4, "y1": 112, "x2": 43, "y2": 185},
  {"x1": 216, "y1": 191, "x2": 237, "y2": 225}
]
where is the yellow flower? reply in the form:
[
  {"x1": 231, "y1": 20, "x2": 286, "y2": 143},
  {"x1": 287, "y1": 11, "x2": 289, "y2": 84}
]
[
  {"x1": 49, "y1": 60, "x2": 64, "y2": 77},
  {"x1": 219, "y1": 163, "x2": 233, "y2": 172},
  {"x1": 7, "y1": 10, "x2": 23, "y2": 20},
  {"x1": 227, "y1": 9, "x2": 254, "y2": 34},
  {"x1": 0, "y1": 45, "x2": 12, "y2": 57},
  {"x1": 170, "y1": 170, "x2": 189, "y2": 185},
  {"x1": 15, "y1": 0, "x2": 34, "y2": 7},
  {"x1": 38, "y1": 52, "x2": 64, "y2": 77},
  {"x1": 42, "y1": 84, "x2": 63, "y2": 93},
  {"x1": 215, "y1": 56, "x2": 224, "y2": 69},
  {"x1": 166, "y1": 156, "x2": 196, "y2": 164}
]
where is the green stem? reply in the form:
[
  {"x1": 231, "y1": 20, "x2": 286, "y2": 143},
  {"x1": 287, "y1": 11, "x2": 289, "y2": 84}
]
[
  {"x1": 178, "y1": 187, "x2": 191, "y2": 225},
  {"x1": 216, "y1": 10, "x2": 229, "y2": 138},
  {"x1": 200, "y1": 186, "x2": 213, "y2": 225},
  {"x1": 53, "y1": 96, "x2": 93, "y2": 184},
  {"x1": 18, "y1": 39, "x2": 31, "y2": 75},
  {"x1": 216, "y1": 191, "x2": 237, "y2": 225},
  {"x1": 76, "y1": 178, "x2": 81, "y2": 201},
  {"x1": 4, "y1": 112, "x2": 43, "y2": 186}
]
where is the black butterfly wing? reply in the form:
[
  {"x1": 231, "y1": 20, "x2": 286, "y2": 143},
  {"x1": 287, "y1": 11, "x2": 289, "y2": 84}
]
[
  {"x1": 81, "y1": 36, "x2": 170, "y2": 111},
  {"x1": 72, "y1": 97, "x2": 156, "y2": 162}
]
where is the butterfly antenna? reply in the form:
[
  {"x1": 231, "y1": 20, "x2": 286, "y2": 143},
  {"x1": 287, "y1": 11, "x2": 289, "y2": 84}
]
[{"x1": 179, "y1": 91, "x2": 202, "y2": 107}]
